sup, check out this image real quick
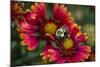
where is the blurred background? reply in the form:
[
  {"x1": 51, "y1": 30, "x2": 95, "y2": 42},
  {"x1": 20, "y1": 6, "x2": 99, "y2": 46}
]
[{"x1": 11, "y1": 1, "x2": 95, "y2": 66}]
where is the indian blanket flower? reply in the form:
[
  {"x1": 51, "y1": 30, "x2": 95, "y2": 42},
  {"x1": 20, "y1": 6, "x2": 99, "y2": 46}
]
[
  {"x1": 16, "y1": 3, "x2": 91, "y2": 63},
  {"x1": 11, "y1": 1, "x2": 24, "y2": 20}
]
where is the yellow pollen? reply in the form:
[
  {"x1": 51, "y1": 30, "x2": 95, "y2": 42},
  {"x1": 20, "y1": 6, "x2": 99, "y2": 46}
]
[
  {"x1": 63, "y1": 38, "x2": 73, "y2": 49},
  {"x1": 44, "y1": 22, "x2": 57, "y2": 34}
]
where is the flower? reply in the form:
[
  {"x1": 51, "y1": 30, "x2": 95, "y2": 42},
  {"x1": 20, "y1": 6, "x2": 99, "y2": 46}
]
[
  {"x1": 17, "y1": 3, "x2": 47, "y2": 51},
  {"x1": 40, "y1": 3, "x2": 91, "y2": 63},
  {"x1": 11, "y1": 1, "x2": 24, "y2": 20},
  {"x1": 16, "y1": 2, "x2": 91, "y2": 63}
]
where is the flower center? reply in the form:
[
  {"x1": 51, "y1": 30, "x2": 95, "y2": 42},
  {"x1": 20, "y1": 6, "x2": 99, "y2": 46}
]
[
  {"x1": 63, "y1": 38, "x2": 73, "y2": 49},
  {"x1": 44, "y1": 22, "x2": 57, "y2": 34}
]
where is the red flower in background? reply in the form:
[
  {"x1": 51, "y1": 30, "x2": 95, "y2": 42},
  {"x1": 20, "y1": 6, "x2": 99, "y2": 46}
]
[
  {"x1": 11, "y1": 1, "x2": 24, "y2": 20},
  {"x1": 15, "y1": 3, "x2": 91, "y2": 63}
]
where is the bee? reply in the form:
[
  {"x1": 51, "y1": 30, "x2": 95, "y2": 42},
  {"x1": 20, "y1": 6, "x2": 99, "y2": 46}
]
[{"x1": 56, "y1": 25, "x2": 69, "y2": 39}]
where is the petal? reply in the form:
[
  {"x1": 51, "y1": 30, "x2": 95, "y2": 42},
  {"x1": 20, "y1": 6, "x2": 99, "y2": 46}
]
[
  {"x1": 77, "y1": 45, "x2": 91, "y2": 53},
  {"x1": 27, "y1": 38, "x2": 39, "y2": 51},
  {"x1": 68, "y1": 53, "x2": 84, "y2": 62},
  {"x1": 53, "y1": 4, "x2": 68, "y2": 23},
  {"x1": 23, "y1": 11, "x2": 38, "y2": 24},
  {"x1": 31, "y1": 3, "x2": 46, "y2": 19},
  {"x1": 41, "y1": 44, "x2": 60, "y2": 62},
  {"x1": 65, "y1": 45, "x2": 91, "y2": 62},
  {"x1": 75, "y1": 34, "x2": 88, "y2": 43},
  {"x1": 20, "y1": 33, "x2": 39, "y2": 51},
  {"x1": 69, "y1": 26, "x2": 80, "y2": 39},
  {"x1": 57, "y1": 57, "x2": 67, "y2": 63},
  {"x1": 76, "y1": 51, "x2": 90, "y2": 60},
  {"x1": 20, "y1": 33, "x2": 38, "y2": 40},
  {"x1": 53, "y1": 4, "x2": 74, "y2": 26},
  {"x1": 18, "y1": 18, "x2": 37, "y2": 33}
]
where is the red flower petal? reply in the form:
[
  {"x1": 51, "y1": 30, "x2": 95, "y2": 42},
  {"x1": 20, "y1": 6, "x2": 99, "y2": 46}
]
[
  {"x1": 23, "y1": 11, "x2": 38, "y2": 24},
  {"x1": 27, "y1": 38, "x2": 39, "y2": 51},
  {"x1": 77, "y1": 45, "x2": 91, "y2": 53},
  {"x1": 31, "y1": 3, "x2": 46, "y2": 19},
  {"x1": 18, "y1": 18, "x2": 38, "y2": 33},
  {"x1": 75, "y1": 34, "x2": 87, "y2": 43},
  {"x1": 57, "y1": 57, "x2": 67, "y2": 63},
  {"x1": 41, "y1": 44, "x2": 60, "y2": 62},
  {"x1": 53, "y1": 4, "x2": 68, "y2": 23}
]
